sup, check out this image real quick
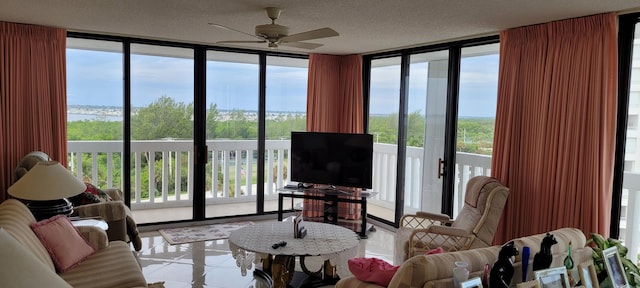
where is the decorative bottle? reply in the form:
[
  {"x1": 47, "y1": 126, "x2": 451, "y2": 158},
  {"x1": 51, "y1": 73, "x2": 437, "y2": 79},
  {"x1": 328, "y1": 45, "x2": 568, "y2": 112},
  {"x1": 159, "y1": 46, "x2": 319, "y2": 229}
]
[
  {"x1": 453, "y1": 261, "x2": 470, "y2": 288},
  {"x1": 564, "y1": 241, "x2": 575, "y2": 286}
]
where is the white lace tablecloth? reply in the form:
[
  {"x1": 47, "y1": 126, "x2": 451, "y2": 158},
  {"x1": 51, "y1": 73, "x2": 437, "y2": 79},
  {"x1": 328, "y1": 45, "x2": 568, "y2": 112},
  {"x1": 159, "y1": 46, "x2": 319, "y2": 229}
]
[{"x1": 228, "y1": 221, "x2": 360, "y2": 278}]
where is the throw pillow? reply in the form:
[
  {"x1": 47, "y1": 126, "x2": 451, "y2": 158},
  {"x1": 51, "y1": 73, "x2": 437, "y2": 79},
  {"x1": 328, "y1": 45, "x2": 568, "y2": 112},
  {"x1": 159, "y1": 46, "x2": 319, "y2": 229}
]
[
  {"x1": 68, "y1": 183, "x2": 112, "y2": 207},
  {"x1": 425, "y1": 246, "x2": 445, "y2": 255},
  {"x1": 30, "y1": 215, "x2": 97, "y2": 272},
  {"x1": 348, "y1": 257, "x2": 400, "y2": 286},
  {"x1": 84, "y1": 183, "x2": 112, "y2": 202}
]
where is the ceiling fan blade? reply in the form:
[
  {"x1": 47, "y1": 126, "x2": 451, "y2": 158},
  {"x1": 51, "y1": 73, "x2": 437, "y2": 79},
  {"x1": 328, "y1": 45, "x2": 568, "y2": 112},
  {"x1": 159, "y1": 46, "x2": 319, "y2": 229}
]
[
  {"x1": 208, "y1": 23, "x2": 264, "y2": 41},
  {"x1": 217, "y1": 40, "x2": 267, "y2": 44},
  {"x1": 279, "y1": 28, "x2": 339, "y2": 43},
  {"x1": 278, "y1": 41, "x2": 323, "y2": 50}
]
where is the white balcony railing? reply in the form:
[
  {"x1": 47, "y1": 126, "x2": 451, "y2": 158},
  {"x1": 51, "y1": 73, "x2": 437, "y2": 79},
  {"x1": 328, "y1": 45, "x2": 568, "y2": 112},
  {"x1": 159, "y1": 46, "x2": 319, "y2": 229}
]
[{"x1": 67, "y1": 140, "x2": 639, "y2": 261}]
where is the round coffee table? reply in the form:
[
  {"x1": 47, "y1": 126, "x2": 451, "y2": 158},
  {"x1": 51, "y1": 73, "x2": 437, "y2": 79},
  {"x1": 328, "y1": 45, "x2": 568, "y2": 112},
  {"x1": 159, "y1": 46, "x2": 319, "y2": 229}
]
[{"x1": 228, "y1": 221, "x2": 360, "y2": 288}]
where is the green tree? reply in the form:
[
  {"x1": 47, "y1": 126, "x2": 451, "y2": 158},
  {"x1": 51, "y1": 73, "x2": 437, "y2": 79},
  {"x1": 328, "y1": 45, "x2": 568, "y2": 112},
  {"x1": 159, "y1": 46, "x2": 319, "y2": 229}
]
[{"x1": 131, "y1": 95, "x2": 194, "y2": 140}]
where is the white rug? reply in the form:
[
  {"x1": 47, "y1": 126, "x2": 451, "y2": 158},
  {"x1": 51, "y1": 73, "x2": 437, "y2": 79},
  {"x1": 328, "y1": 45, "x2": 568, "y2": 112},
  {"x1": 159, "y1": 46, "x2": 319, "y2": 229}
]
[{"x1": 159, "y1": 221, "x2": 254, "y2": 244}]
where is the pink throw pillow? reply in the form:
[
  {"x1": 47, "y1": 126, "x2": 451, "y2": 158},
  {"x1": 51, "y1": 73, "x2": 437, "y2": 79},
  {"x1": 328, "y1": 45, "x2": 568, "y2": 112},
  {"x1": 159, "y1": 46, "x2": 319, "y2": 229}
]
[
  {"x1": 30, "y1": 215, "x2": 96, "y2": 272},
  {"x1": 348, "y1": 257, "x2": 400, "y2": 286},
  {"x1": 425, "y1": 247, "x2": 445, "y2": 255}
]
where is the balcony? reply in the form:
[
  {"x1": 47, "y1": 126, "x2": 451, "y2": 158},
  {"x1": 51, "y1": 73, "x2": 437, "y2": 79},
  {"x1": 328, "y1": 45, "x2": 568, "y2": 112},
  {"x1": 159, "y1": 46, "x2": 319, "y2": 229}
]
[{"x1": 67, "y1": 140, "x2": 639, "y2": 261}]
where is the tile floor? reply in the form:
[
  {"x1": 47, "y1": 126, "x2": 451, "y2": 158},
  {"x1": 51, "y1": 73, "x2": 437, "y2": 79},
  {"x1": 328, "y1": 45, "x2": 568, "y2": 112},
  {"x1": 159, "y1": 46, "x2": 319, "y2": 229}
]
[{"x1": 135, "y1": 222, "x2": 396, "y2": 288}]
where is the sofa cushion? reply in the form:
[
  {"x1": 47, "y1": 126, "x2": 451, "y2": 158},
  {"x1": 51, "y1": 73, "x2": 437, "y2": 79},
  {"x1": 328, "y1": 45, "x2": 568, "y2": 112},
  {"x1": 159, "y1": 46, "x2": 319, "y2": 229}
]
[
  {"x1": 31, "y1": 215, "x2": 96, "y2": 272},
  {"x1": 0, "y1": 228, "x2": 72, "y2": 288},
  {"x1": 59, "y1": 241, "x2": 147, "y2": 288},
  {"x1": 0, "y1": 199, "x2": 55, "y2": 271}
]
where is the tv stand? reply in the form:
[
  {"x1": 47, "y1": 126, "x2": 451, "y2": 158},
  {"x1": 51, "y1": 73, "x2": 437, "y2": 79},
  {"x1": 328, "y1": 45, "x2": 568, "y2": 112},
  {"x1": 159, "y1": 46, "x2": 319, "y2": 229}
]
[{"x1": 277, "y1": 187, "x2": 377, "y2": 238}]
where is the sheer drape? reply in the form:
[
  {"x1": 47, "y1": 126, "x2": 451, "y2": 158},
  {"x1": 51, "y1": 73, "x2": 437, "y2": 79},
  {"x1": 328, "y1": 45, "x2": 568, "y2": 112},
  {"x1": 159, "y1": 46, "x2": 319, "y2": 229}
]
[
  {"x1": 0, "y1": 22, "x2": 68, "y2": 201},
  {"x1": 304, "y1": 54, "x2": 363, "y2": 219},
  {"x1": 492, "y1": 13, "x2": 617, "y2": 243}
]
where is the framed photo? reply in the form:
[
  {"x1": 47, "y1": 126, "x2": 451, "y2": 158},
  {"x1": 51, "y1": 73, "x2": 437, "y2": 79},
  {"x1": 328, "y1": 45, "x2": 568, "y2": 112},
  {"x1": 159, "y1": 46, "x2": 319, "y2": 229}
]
[
  {"x1": 517, "y1": 280, "x2": 541, "y2": 288},
  {"x1": 534, "y1": 266, "x2": 571, "y2": 288},
  {"x1": 578, "y1": 263, "x2": 599, "y2": 288},
  {"x1": 602, "y1": 246, "x2": 629, "y2": 288},
  {"x1": 460, "y1": 277, "x2": 483, "y2": 288}
]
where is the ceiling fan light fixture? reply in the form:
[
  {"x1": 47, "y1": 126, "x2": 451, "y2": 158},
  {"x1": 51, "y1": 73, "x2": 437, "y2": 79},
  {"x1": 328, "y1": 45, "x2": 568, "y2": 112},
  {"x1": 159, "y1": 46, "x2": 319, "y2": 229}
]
[{"x1": 255, "y1": 24, "x2": 289, "y2": 39}]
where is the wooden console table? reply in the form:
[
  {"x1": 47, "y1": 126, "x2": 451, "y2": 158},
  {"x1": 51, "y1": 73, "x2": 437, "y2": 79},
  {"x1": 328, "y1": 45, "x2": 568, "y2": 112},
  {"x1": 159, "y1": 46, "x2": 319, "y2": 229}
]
[{"x1": 276, "y1": 187, "x2": 377, "y2": 238}]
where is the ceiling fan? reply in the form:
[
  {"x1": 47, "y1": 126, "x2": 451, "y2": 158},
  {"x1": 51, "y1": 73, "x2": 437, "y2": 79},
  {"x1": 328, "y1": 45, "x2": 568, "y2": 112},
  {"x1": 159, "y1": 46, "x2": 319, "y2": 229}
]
[{"x1": 209, "y1": 7, "x2": 339, "y2": 50}]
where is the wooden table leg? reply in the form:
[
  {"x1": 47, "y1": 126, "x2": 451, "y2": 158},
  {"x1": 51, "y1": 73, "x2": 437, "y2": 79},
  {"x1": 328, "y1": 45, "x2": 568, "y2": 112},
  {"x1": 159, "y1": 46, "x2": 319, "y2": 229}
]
[{"x1": 272, "y1": 255, "x2": 295, "y2": 288}]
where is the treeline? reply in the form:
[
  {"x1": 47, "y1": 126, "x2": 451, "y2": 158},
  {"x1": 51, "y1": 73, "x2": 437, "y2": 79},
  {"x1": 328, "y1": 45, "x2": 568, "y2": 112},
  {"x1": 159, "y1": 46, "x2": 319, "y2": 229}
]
[{"x1": 69, "y1": 96, "x2": 494, "y2": 154}]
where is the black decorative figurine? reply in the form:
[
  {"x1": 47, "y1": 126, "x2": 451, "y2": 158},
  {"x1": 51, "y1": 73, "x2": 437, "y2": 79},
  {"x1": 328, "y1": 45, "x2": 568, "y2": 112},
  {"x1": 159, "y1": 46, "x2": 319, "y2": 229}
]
[
  {"x1": 532, "y1": 233, "x2": 557, "y2": 271},
  {"x1": 490, "y1": 241, "x2": 519, "y2": 288}
]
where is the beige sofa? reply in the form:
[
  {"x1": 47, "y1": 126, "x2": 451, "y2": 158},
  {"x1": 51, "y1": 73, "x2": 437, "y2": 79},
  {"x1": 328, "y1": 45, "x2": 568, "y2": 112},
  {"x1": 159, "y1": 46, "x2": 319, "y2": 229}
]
[
  {"x1": 0, "y1": 199, "x2": 148, "y2": 288},
  {"x1": 337, "y1": 227, "x2": 593, "y2": 288}
]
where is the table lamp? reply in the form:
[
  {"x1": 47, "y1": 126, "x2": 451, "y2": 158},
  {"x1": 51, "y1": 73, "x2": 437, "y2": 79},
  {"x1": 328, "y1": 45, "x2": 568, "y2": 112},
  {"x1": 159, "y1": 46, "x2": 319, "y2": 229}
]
[{"x1": 8, "y1": 161, "x2": 86, "y2": 220}]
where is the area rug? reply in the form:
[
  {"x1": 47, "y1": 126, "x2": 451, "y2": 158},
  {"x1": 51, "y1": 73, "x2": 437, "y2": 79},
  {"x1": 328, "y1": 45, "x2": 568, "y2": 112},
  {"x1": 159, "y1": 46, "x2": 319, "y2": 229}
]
[{"x1": 159, "y1": 221, "x2": 254, "y2": 244}]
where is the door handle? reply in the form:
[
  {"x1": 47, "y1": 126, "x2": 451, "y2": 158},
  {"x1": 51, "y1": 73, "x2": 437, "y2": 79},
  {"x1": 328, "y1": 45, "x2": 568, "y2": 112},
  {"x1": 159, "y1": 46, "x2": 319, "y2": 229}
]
[{"x1": 438, "y1": 158, "x2": 445, "y2": 179}]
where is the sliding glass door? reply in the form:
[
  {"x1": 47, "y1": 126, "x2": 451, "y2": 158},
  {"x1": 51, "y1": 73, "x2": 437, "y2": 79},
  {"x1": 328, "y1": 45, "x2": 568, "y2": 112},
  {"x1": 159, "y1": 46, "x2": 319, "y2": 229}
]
[{"x1": 129, "y1": 44, "x2": 195, "y2": 223}]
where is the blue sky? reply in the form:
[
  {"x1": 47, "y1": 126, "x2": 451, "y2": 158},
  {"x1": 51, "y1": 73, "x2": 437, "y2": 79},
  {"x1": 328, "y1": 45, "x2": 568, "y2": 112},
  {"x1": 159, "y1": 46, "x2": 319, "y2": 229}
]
[{"x1": 67, "y1": 49, "x2": 498, "y2": 117}]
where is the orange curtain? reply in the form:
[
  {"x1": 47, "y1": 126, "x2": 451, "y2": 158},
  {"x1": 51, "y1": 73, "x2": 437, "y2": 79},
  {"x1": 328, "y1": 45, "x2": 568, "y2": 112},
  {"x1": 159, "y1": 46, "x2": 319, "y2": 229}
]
[
  {"x1": 492, "y1": 13, "x2": 617, "y2": 243},
  {"x1": 304, "y1": 54, "x2": 363, "y2": 219},
  {"x1": 0, "y1": 22, "x2": 68, "y2": 201}
]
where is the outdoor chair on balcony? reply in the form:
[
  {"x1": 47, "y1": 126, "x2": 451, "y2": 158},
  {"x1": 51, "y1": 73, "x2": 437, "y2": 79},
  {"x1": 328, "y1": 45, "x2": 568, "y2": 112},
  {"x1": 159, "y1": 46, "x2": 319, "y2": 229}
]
[
  {"x1": 13, "y1": 151, "x2": 142, "y2": 251},
  {"x1": 393, "y1": 176, "x2": 509, "y2": 265}
]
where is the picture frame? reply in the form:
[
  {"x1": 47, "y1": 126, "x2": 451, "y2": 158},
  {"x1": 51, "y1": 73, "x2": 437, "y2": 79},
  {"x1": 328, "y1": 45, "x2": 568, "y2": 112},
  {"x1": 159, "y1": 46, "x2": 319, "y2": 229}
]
[
  {"x1": 578, "y1": 263, "x2": 599, "y2": 288},
  {"x1": 534, "y1": 266, "x2": 571, "y2": 288},
  {"x1": 517, "y1": 280, "x2": 541, "y2": 288},
  {"x1": 460, "y1": 277, "x2": 483, "y2": 288},
  {"x1": 602, "y1": 246, "x2": 629, "y2": 288}
]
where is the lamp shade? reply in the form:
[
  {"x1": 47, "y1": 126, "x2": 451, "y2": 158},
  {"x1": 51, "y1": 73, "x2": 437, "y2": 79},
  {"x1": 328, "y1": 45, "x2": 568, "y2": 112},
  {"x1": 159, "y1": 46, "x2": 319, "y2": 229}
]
[{"x1": 8, "y1": 161, "x2": 86, "y2": 201}]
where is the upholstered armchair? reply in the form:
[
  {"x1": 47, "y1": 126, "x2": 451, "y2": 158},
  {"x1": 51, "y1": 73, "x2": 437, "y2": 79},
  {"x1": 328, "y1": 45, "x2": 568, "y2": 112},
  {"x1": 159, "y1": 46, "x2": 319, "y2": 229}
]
[
  {"x1": 13, "y1": 151, "x2": 142, "y2": 251},
  {"x1": 393, "y1": 176, "x2": 509, "y2": 264}
]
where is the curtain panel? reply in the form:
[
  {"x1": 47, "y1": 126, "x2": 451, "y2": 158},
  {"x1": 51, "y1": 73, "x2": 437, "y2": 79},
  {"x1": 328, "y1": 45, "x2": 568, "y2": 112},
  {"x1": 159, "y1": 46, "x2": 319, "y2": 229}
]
[
  {"x1": 492, "y1": 13, "x2": 617, "y2": 243},
  {"x1": 304, "y1": 54, "x2": 364, "y2": 219},
  {"x1": 0, "y1": 22, "x2": 68, "y2": 201}
]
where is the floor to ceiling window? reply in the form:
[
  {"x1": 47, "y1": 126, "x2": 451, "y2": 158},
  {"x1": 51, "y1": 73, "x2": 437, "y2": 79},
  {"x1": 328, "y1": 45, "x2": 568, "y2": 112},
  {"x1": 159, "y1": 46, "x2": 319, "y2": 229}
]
[
  {"x1": 67, "y1": 34, "x2": 309, "y2": 224},
  {"x1": 403, "y1": 51, "x2": 449, "y2": 217},
  {"x1": 618, "y1": 17, "x2": 640, "y2": 264},
  {"x1": 364, "y1": 38, "x2": 500, "y2": 225},
  {"x1": 264, "y1": 56, "x2": 308, "y2": 212},
  {"x1": 368, "y1": 56, "x2": 401, "y2": 222},
  {"x1": 205, "y1": 51, "x2": 259, "y2": 218},
  {"x1": 453, "y1": 43, "x2": 499, "y2": 216},
  {"x1": 66, "y1": 38, "x2": 124, "y2": 197},
  {"x1": 129, "y1": 44, "x2": 195, "y2": 223}
]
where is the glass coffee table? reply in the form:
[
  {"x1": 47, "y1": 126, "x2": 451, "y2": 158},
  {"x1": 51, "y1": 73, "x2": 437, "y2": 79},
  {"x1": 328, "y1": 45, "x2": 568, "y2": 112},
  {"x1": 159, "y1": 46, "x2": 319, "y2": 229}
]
[{"x1": 228, "y1": 221, "x2": 360, "y2": 288}]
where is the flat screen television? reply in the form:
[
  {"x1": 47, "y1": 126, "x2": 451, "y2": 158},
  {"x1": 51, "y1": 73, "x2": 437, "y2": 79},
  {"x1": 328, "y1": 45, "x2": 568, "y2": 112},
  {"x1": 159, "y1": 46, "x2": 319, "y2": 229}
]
[{"x1": 290, "y1": 131, "x2": 373, "y2": 189}]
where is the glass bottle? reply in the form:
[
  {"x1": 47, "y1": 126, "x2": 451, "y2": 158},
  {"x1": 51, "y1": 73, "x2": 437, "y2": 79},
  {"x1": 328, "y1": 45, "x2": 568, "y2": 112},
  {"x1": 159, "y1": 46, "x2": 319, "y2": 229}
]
[
  {"x1": 564, "y1": 241, "x2": 575, "y2": 286},
  {"x1": 453, "y1": 261, "x2": 470, "y2": 288}
]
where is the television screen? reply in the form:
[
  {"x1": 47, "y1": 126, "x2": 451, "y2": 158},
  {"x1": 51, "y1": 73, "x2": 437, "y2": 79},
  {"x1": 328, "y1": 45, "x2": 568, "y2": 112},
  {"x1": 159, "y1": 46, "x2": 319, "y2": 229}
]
[{"x1": 290, "y1": 131, "x2": 373, "y2": 189}]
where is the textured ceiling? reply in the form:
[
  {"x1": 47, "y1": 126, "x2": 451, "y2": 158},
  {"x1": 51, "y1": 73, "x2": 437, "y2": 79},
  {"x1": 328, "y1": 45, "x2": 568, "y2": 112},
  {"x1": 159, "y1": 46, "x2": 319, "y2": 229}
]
[{"x1": 1, "y1": 0, "x2": 639, "y2": 55}]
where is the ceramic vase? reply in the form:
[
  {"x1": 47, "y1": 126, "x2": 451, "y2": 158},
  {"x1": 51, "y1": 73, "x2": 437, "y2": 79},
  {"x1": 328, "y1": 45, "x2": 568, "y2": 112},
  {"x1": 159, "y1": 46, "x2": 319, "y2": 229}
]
[{"x1": 453, "y1": 261, "x2": 470, "y2": 288}]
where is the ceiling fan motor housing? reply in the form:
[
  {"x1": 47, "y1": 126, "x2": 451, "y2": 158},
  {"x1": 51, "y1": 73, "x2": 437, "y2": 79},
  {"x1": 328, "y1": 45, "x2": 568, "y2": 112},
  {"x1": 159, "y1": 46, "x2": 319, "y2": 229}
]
[{"x1": 255, "y1": 24, "x2": 289, "y2": 40}]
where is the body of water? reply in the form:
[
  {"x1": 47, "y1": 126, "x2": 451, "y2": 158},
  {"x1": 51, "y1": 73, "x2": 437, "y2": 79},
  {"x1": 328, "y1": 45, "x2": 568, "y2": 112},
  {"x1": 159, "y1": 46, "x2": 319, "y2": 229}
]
[{"x1": 68, "y1": 114, "x2": 121, "y2": 122}]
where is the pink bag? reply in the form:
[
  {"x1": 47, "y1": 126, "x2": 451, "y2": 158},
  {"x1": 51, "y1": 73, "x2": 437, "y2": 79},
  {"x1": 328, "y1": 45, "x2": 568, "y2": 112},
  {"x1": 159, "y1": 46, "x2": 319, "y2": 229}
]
[{"x1": 348, "y1": 257, "x2": 400, "y2": 286}]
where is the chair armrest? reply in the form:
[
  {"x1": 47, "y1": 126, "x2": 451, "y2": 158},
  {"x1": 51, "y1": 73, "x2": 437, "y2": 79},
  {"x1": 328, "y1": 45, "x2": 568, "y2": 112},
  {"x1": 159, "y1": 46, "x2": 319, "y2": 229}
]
[
  {"x1": 400, "y1": 211, "x2": 452, "y2": 229},
  {"x1": 76, "y1": 226, "x2": 109, "y2": 250},
  {"x1": 103, "y1": 188, "x2": 124, "y2": 201},
  {"x1": 74, "y1": 201, "x2": 127, "y2": 221},
  {"x1": 409, "y1": 226, "x2": 475, "y2": 254}
]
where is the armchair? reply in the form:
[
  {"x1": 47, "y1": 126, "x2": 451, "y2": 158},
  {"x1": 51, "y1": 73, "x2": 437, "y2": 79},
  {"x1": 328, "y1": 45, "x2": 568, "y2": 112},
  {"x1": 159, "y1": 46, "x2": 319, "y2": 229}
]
[
  {"x1": 13, "y1": 151, "x2": 142, "y2": 251},
  {"x1": 393, "y1": 176, "x2": 509, "y2": 264}
]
